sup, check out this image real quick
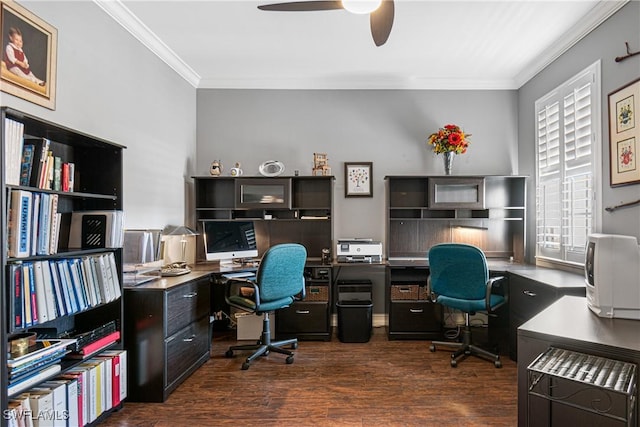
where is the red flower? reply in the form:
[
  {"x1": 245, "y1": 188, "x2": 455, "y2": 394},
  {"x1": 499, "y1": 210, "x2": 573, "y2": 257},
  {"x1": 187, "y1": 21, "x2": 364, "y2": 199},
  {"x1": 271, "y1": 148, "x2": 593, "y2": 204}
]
[{"x1": 448, "y1": 133, "x2": 461, "y2": 145}]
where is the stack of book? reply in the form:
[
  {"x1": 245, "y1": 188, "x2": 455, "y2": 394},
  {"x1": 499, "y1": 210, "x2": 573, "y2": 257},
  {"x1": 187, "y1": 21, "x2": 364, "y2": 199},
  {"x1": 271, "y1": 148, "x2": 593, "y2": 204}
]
[
  {"x1": 7, "y1": 349, "x2": 127, "y2": 427},
  {"x1": 7, "y1": 338, "x2": 77, "y2": 396},
  {"x1": 7, "y1": 189, "x2": 61, "y2": 258},
  {"x1": 8, "y1": 252, "x2": 122, "y2": 329}
]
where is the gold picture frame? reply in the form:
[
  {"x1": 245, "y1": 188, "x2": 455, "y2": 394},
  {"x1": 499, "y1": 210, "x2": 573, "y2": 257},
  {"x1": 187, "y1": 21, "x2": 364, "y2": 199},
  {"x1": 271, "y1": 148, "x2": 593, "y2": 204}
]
[
  {"x1": 1, "y1": 0, "x2": 57, "y2": 110},
  {"x1": 608, "y1": 77, "x2": 640, "y2": 187},
  {"x1": 344, "y1": 162, "x2": 373, "y2": 197}
]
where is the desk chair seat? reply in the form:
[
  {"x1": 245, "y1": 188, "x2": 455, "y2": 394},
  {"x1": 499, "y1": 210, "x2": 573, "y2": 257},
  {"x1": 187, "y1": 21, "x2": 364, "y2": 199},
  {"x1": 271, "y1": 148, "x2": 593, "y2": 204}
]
[
  {"x1": 427, "y1": 243, "x2": 507, "y2": 368},
  {"x1": 224, "y1": 243, "x2": 307, "y2": 370}
]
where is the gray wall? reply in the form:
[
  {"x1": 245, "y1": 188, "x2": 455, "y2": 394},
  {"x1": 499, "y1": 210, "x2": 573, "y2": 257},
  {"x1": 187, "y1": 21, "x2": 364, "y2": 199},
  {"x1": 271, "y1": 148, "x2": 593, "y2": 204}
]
[
  {"x1": 518, "y1": 0, "x2": 640, "y2": 263},
  {"x1": 1, "y1": 1, "x2": 197, "y2": 230},
  {"x1": 196, "y1": 89, "x2": 519, "y2": 244},
  {"x1": 196, "y1": 89, "x2": 518, "y2": 314}
]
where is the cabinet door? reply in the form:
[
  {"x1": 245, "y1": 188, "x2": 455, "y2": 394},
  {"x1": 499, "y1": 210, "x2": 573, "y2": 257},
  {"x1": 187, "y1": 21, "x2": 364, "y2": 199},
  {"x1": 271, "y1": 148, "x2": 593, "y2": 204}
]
[{"x1": 428, "y1": 177, "x2": 484, "y2": 209}]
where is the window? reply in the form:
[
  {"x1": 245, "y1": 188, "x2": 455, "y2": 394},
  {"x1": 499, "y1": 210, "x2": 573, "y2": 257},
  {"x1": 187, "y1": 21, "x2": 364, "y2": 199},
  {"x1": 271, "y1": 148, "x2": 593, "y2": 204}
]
[{"x1": 535, "y1": 61, "x2": 601, "y2": 268}]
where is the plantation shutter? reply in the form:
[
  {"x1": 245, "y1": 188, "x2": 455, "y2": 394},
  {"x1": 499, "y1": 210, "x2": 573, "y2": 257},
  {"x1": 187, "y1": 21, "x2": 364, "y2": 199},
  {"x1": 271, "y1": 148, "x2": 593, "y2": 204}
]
[{"x1": 535, "y1": 63, "x2": 599, "y2": 266}]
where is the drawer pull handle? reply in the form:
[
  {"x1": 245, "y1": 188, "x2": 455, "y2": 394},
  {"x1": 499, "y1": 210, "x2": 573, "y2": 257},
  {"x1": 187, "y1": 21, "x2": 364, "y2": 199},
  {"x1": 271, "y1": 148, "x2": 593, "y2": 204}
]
[
  {"x1": 295, "y1": 310, "x2": 310, "y2": 314},
  {"x1": 183, "y1": 292, "x2": 198, "y2": 298},
  {"x1": 523, "y1": 290, "x2": 537, "y2": 297},
  {"x1": 183, "y1": 334, "x2": 196, "y2": 342},
  {"x1": 399, "y1": 288, "x2": 411, "y2": 293},
  {"x1": 410, "y1": 308, "x2": 424, "y2": 313}
]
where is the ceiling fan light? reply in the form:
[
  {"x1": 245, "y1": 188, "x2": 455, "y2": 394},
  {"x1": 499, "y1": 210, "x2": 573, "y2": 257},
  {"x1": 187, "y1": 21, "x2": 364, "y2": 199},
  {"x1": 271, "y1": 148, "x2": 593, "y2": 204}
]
[{"x1": 342, "y1": 0, "x2": 382, "y2": 14}]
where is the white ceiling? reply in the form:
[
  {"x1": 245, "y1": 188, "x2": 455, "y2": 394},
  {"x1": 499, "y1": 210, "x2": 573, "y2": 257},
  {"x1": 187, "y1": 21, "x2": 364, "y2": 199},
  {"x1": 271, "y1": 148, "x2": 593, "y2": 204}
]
[{"x1": 95, "y1": 0, "x2": 627, "y2": 90}]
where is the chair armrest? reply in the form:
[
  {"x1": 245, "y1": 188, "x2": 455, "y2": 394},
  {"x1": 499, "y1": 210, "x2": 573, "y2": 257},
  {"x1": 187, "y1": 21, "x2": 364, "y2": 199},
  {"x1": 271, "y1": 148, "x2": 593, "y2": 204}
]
[
  {"x1": 426, "y1": 276, "x2": 437, "y2": 302},
  {"x1": 225, "y1": 277, "x2": 261, "y2": 311},
  {"x1": 485, "y1": 275, "x2": 507, "y2": 313},
  {"x1": 294, "y1": 277, "x2": 306, "y2": 301}
]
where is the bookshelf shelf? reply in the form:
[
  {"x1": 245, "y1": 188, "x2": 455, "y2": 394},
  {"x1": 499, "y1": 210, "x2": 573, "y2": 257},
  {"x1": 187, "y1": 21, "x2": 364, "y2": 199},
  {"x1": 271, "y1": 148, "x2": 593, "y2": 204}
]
[{"x1": 1, "y1": 107, "x2": 126, "y2": 426}]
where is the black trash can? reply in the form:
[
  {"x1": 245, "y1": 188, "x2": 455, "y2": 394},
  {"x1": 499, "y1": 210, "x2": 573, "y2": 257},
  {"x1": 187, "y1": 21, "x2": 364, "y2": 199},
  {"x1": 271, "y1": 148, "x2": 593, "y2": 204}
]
[{"x1": 336, "y1": 280, "x2": 373, "y2": 343}]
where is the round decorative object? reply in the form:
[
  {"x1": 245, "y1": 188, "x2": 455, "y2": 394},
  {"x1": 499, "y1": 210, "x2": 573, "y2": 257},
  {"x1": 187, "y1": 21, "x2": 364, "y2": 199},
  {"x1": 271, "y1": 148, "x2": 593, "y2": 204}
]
[
  {"x1": 258, "y1": 160, "x2": 285, "y2": 177},
  {"x1": 230, "y1": 162, "x2": 243, "y2": 176}
]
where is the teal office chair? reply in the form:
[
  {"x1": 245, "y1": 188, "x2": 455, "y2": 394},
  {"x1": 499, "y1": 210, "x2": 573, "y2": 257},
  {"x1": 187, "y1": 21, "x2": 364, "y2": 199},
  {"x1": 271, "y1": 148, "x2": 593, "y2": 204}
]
[
  {"x1": 224, "y1": 243, "x2": 307, "y2": 370},
  {"x1": 427, "y1": 243, "x2": 507, "y2": 368}
]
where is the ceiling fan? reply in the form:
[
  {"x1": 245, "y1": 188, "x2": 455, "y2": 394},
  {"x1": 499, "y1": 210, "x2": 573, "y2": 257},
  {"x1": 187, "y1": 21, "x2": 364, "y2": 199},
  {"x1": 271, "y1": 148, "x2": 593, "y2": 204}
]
[{"x1": 257, "y1": 0, "x2": 394, "y2": 47}]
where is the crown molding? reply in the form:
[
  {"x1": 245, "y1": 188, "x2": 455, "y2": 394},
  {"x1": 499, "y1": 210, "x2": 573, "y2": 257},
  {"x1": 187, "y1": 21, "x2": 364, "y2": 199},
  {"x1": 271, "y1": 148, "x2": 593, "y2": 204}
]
[
  {"x1": 95, "y1": 0, "x2": 627, "y2": 91},
  {"x1": 93, "y1": 0, "x2": 201, "y2": 88},
  {"x1": 514, "y1": 0, "x2": 629, "y2": 88}
]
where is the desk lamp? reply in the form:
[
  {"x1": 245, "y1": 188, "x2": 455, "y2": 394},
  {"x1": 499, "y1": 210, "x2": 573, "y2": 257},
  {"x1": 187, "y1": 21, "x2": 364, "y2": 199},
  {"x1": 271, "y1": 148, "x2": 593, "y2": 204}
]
[{"x1": 162, "y1": 225, "x2": 199, "y2": 272}]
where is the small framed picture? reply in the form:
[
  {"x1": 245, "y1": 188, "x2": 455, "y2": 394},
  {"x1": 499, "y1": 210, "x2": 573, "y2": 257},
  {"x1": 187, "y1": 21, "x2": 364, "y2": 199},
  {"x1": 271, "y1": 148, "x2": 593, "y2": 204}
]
[
  {"x1": 1, "y1": 0, "x2": 57, "y2": 109},
  {"x1": 608, "y1": 77, "x2": 640, "y2": 187},
  {"x1": 344, "y1": 162, "x2": 373, "y2": 197}
]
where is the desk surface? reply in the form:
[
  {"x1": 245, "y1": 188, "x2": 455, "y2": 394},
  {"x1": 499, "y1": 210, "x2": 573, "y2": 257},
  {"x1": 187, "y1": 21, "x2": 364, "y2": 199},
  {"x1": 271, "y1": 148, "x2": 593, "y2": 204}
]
[{"x1": 519, "y1": 295, "x2": 640, "y2": 353}]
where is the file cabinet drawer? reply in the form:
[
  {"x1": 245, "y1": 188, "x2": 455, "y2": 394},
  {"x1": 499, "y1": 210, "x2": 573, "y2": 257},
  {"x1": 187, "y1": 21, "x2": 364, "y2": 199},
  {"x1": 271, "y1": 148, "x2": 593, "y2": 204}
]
[
  {"x1": 389, "y1": 301, "x2": 442, "y2": 333},
  {"x1": 166, "y1": 278, "x2": 210, "y2": 336},
  {"x1": 277, "y1": 302, "x2": 328, "y2": 334},
  {"x1": 165, "y1": 316, "x2": 210, "y2": 390}
]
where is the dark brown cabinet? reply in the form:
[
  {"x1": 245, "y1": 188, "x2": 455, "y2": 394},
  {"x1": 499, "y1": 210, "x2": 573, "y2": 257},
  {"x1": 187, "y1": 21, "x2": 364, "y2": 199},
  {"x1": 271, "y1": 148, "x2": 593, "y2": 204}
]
[
  {"x1": 508, "y1": 268, "x2": 585, "y2": 361},
  {"x1": 276, "y1": 265, "x2": 332, "y2": 341},
  {"x1": 386, "y1": 264, "x2": 443, "y2": 340},
  {"x1": 1, "y1": 108, "x2": 125, "y2": 424},
  {"x1": 385, "y1": 175, "x2": 526, "y2": 261},
  {"x1": 123, "y1": 272, "x2": 212, "y2": 402}
]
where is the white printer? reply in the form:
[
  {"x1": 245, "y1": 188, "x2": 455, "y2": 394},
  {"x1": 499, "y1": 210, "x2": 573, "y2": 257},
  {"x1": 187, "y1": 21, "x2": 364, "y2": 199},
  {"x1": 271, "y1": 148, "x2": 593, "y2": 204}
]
[{"x1": 336, "y1": 238, "x2": 382, "y2": 263}]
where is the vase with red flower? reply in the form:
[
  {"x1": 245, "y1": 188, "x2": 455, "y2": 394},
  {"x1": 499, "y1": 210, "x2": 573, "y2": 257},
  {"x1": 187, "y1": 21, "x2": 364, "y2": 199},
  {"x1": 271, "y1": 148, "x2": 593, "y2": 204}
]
[{"x1": 427, "y1": 124, "x2": 471, "y2": 175}]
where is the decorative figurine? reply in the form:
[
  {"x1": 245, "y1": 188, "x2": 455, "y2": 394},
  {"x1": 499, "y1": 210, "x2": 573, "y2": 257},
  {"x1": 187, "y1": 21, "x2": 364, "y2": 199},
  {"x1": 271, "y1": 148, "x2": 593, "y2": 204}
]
[
  {"x1": 230, "y1": 162, "x2": 243, "y2": 176},
  {"x1": 313, "y1": 153, "x2": 331, "y2": 176},
  {"x1": 210, "y1": 160, "x2": 223, "y2": 176}
]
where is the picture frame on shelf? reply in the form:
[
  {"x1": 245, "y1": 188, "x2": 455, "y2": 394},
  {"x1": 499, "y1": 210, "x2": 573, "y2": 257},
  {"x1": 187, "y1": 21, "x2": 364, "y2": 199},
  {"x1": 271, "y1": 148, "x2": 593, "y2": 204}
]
[
  {"x1": 608, "y1": 77, "x2": 640, "y2": 187},
  {"x1": 0, "y1": 0, "x2": 57, "y2": 110},
  {"x1": 344, "y1": 162, "x2": 373, "y2": 197}
]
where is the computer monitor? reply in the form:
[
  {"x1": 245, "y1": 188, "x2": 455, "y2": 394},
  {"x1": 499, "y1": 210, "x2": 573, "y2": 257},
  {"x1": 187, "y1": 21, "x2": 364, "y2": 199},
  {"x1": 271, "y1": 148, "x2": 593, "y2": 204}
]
[{"x1": 202, "y1": 220, "x2": 258, "y2": 265}]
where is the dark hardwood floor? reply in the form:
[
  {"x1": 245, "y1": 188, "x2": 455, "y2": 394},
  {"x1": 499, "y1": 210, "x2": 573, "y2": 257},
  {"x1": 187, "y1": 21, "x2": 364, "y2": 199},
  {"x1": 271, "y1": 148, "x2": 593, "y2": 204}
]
[{"x1": 101, "y1": 327, "x2": 517, "y2": 426}]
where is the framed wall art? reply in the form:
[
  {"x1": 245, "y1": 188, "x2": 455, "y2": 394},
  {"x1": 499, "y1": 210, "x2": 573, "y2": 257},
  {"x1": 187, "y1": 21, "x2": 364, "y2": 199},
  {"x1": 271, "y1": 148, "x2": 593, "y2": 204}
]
[
  {"x1": 1, "y1": 0, "x2": 57, "y2": 109},
  {"x1": 608, "y1": 77, "x2": 640, "y2": 186},
  {"x1": 344, "y1": 162, "x2": 372, "y2": 197}
]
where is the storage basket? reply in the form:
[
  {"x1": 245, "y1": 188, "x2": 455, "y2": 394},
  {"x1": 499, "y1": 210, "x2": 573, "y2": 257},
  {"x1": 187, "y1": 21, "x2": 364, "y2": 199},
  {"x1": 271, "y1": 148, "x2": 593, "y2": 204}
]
[
  {"x1": 391, "y1": 284, "x2": 421, "y2": 301},
  {"x1": 305, "y1": 285, "x2": 328, "y2": 302}
]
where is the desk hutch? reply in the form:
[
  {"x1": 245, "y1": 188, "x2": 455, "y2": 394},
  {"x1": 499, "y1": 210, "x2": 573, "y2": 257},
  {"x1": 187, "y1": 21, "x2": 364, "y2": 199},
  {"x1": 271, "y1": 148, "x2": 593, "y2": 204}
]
[
  {"x1": 193, "y1": 176, "x2": 334, "y2": 341},
  {"x1": 384, "y1": 175, "x2": 526, "y2": 340}
]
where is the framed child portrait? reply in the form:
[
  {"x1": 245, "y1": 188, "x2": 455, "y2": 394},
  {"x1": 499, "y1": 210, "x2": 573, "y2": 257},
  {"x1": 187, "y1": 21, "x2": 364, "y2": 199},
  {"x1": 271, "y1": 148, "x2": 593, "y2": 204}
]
[
  {"x1": 1, "y1": 0, "x2": 57, "y2": 110},
  {"x1": 345, "y1": 162, "x2": 373, "y2": 197},
  {"x1": 608, "y1": 77, "x2": 640, "y2": 186}
]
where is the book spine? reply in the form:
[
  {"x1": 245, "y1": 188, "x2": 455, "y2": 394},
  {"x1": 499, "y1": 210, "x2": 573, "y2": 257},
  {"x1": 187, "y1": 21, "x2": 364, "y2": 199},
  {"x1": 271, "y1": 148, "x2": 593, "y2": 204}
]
[{"x1": 19, "y1": 144, "x2": 34, "y2": 187}]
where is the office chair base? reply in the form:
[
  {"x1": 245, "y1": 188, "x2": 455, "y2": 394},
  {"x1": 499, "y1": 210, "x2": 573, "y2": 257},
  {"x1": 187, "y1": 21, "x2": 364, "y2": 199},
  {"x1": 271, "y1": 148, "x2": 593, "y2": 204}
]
[
  {"x1": 429, "y1": 325, "x2": 502, "y2": 368},
  {"x1": 225, "y1": 314, "x2": 298, "y2": 370}
]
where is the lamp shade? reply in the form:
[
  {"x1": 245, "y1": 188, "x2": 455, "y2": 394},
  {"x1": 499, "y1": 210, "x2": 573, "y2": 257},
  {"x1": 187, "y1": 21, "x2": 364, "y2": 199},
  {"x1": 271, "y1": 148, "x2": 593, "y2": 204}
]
[
  {"x1": 162, "y1": 225, "x2": 198, "y2": 236},
  {"x1": 342, "y1": 0, "x2": 381, "y2": 14}
]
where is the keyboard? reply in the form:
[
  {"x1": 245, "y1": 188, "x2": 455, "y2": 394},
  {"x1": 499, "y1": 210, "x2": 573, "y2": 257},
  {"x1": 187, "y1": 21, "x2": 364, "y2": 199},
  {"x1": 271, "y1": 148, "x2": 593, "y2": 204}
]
[
  {"x1": 160, "y1": 267, "x2": 191, "y2": 276},
  {"x1": 223, "y1": 271, "x2": 256, "y2": 279}
]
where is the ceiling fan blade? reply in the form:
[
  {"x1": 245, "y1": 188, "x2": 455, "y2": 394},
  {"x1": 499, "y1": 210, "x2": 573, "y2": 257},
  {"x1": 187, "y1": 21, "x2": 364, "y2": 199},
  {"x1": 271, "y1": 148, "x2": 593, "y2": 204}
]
[
  {"x1": 370, "y1": 0, "x2": 394, "y2": 46},
  {"x1": 258, "y1": 1, "x2": 343, "y2": 12}
]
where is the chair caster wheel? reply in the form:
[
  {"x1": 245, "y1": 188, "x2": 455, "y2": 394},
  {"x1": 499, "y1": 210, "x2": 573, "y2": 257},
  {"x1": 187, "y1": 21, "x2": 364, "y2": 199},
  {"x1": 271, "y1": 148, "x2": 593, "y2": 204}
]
[
  {"x1": 241, "y1": 362, "x2": 251, "y2": 370},
  {"x1": 494, "y1": 360, "x2": 502, "y2": 368},
  {"x1": 291, "y1": 342, "x2": 298, "y2": 349},
  {"x1": 263, "y1": 350, "x2": 270, "y2": 356},
  {"x1": 225, "y1": 349, "x2": 233, "y2": 358},
  {"x1": 286, "y1": 356, "x2": 294, "y2": 364},
  {"x1": 450, "y1": 360, "x2": 457, "y2": 368},
  {"x1": 429, "y1": 344, "x2": 436, "y2": 352}
]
